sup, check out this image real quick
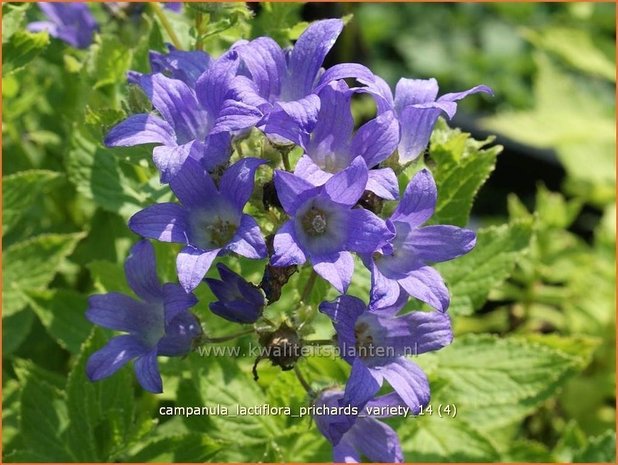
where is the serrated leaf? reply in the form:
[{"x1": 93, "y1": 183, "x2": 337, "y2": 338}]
[
  {"x1": 424, "y1": 334, "x2": 596, "y2": 432},
  {"x1": 3, "y1": 169, "x2": 63, "y2": 235},
  {"x1": 65, "y1": 130, "x2": 147, "y2": 218},
  {"x1": 19, "y1": 377, "x2": 73, "y2": 461},
  {"x1": 129, "y1": 434, "x2": 222, "y2": 462},
  {"x1": 25, "y1": 289, "x2": 91, "y2": 353},
  {"x1": 3, "y1": 233, "x2": 84, "y2": 316},
  {"x1": 400, "y1": 415, "x2": 500, "y2": 462},
  {"x1": 65, "y1": 328, "x2": 140, "y2": 461},
  {"x1": 88, "y1": 35, "x2": 133, "y2": 89},
  {"x1": 428, "y1": 119, "x2": 502, "y2": 227},
  {"x1": 3, "y1": 30, "x2": 49, "y2": 75},
  {"x1": 437, "y1": 218, "x2": 533, "y2": 315},
  {"x1": 2, "y1": 3, "x2": 30, "y2": 44}
]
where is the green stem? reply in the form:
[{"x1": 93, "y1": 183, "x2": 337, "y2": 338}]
[
  {"x1": 300, "y1": 270, "x2": 318, "y2": 303},
  {"x1": 294, "y1": 365, "x2": 314, "y2": 396},
  {"x1": 201, "y1": 328, "x2": 254, "y2": 344},
  {"x1": 195, "y1": 12, "x2": 204, "y2": 50},
  {"x1": 281, "y1": 149, "x2": 291, "y2": 171},
  {"x1": 152, "y1": 3, "x2": 183, "y2": 50}
]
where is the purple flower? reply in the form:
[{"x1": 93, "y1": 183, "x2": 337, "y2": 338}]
[
  {"x1": 271, "y1": 157, "x2": 392, "y2": 293},
  {"x1": 319, "y1": 295, "x2": 452, "y2": 421},
  {"x1": 364, "y1": 169, "x2": 476, "y2": 311},
  {"x1": 129, "y1": 157, "x2": 267, "y2": 292},
  {"x1": 293, "y1": 80, "x2": 400, "y2": 200},
  {"x1": 105, "y1": 51, "x2": 262, "y2": 182},
  {"x1": 204, "y1": 263, "x2": 265, "y2": 324},
  {"x1": 233, "y1": 19, "x2": 377, "y2": 143},
  {"x1": 86, "y1": 240, "x2": 201, "y2": 393},
  {"x1": 27, "y1": 2, "x2": 98, "y2": 49},
  {"x1": 164, "y1": 2, "x2": 182, "y2": 13},
  {"x1": 370, "y1": 76, "x2": 492, "y2": 163},
  {"x1": 129, "y1": 45, "x2": 211, "y2": 88},
  {"x1": 313, "y1": 389, "x2": 404, "y2": 463}
]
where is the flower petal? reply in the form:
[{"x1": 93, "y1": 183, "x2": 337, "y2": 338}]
[
  {"x1": 274, "y1": 170, "x2": 318, "y2": 215},
  {"x1": 235, "y1": 36, "x2": 286, "y2": 100},
  {"x1": 211, "y1": 98, "x2": 263, "y2": 134},
  {"x1": 86, "y1": 293, "x2": 155, "y2": 333},
  {"x1": 158, "y1": 311, "x2": 202, "y2": 356},
  {"x1": 350, "y1": 110, "x2": 399, "y2": 168},
  {"x1": 201, "y1": 132, "x2": 233, "y2": 172},
  {"x1": 263, "y1": 95, "x2": 320, "y2": 145},
  {"x1": 390, "y1": 168, "x2": 437, "y2": 227},
  {"x1": 124, "y1": 240, "x2": 163, "y2": 302},
  {"x1": 367, "y1": 258, "x2": 402, "y2": 309},
  {"x1": 294, "y1": 155, "x2": 333, "y2": 186},
  {"x1": 312, "y1": 251, "x2": 354, "y2": 293},
  {"x1": 219, "y1": 158, "x2": 266, "y2": 210},
  {"x1": 411, "y1": 225, "x2": 476, "y2": 263},
  {"x1": 323, "y1": 157, "x2": 368, "y2": 207},
  {"x1": 226, "y1": 214, "x2": 267, "y2": 259},
  {"x1": 149, "y1": 46, "x2": 211, "y2": 87},
  {"x1": 153, "y1": 141, "x2": 196, "y2": 183},
  {"x1": 104, "y1": 114, "x2": 175, "y2": 147},
  {"x1": 137, "y1": 73, "x2": 203, "y2": 144},
  {"x1": 396, "y1": 106, "x2": 441, "y2": 163},
  {"x1": 346, "y1": 208, "x2": 393, "y2": 254},
  {"x1": 306, "y1": 81, "x2": 354, "y2": 166},
  {"x1": 399, "y1": 266, "x2": 450, "y2": 312},
  {"x1": 332, "y1": 439, "x2": 360, "y2": 463},
  {"x1": 319, "y1": 295, "x2": 365, "y2": 362},
  {"x1": 342, "y1": 359, "x2": 383, "y2": 412},
  {"x1": 272, "y1": 220, "x2": 307, "y2": 266},
  {"x1": 379, "y1": 358, "x2": 429, "y2": 414},
  {"x1": 366, "y1": 168, "x2": 399, "y2": 200},
  {"x1": 169, "y1": 156, "x2": 218, "y2": 209},
  {"x1": 347, "y1": 418, "x2": 403, "y2": 463},
  {"x1": 134, "y1": 349, "x2": 163, "y2": 393},
  {"x1": 86, "y1": 335, "x2": 147, "y2": 382},
  {"x1": 195, "y1": 50, "x2": 240, "y2": 116},
  {"x1": 162, "y1": 283, "x2": 198, "y2": 324},
  {"x1": 285, "y1": 19, "x2": 344, "y2": 99},
  {"x1": 129, "y1": 203, "x2": 189, "y2": 244},
  {"x1": 315, "y1": 62, "x2": 377, "y2": 93},
  {"x1": 176, "y1": 246, "x2": 219, "y2": 292},
  {"x1": 382, "y1": 310, "x2": 453, "y2": 356},
  {"x1": 394, "y1": 78, "x2": 439, "y2": 113}
]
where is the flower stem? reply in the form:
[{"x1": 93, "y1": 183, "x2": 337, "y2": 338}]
[
  {"x1": 152, "y1": 3, "x2": 183, "y2": 50},
  {"x1": 300, "y1": 270, "x2": 318, "y2": 303},
  {"x1": 294, "y1": 365, "x2": 314, "y2": 396},
  {"x1": 194, "y1": 12, "x2": 205, "y2": 50},
  {"x1": 281, "y1": 150, "x2": 291, "y2": 171},
  {"x1": 201, "y1": 328, "x2": 254, "y2": 344}
]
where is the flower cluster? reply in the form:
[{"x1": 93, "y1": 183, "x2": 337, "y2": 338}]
[{"x1": 86, "y1": 15, "x2": 490, "y2": 462}]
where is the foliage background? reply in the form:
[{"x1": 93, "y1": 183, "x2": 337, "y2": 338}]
[{"x1": 2, "y1": 2, "x2": 616, "y2": 462}]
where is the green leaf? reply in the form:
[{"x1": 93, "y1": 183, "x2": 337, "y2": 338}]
[
  {"x1": 65, "y1": 130, "x2": 150, "y2": 218},
  {"x1": 437, "y1": 218, "x2": 533, "y2": 315},
  {"x1": 481, "y1": 53, "x2": 615, "y2": 205},
  {"x1": 400, "y1": 414, "x2": 500, "y2": 462},
  {"x1": 65, "y1": 328, "x2": 140, "y2": 461},
  {"x1": 19, "y1": 377, "x2": 73, "y2": 461},
  {"x1": 422, "y1": 334, "x2": 596, "y2": 432},
  {"x1": 3, "y1": 30, "x2": 49, "y2": 75},
  {"x1": 3, "y1": 169, "x2": 63, "y2": 235},
  {"x1": 25, "y1": 289, "x2": 91, "y2": 353},
  {"x1": 2, "y1": 309, "x2": 34, "y2": 355},
  {"x1": 2, "y1": 3, "x2": 30, "y2": 44},
  {"x1": 3, "y1": 233, "x2": 84, "y2": 316},
  {"x1": 129, "y1": 434, "x2": 222, "y2": 462},
  {"x1": 428, "y1": 119, "x2": 502, "y2": 227},
  {"x1": 525, "y1": 27, "x2": 615, "y2": 82},
  {"x1": 572, "y1": 430, "x2": 616, "y2": 462},
  {"x1": 87, "y1": 260, "x2": 132, "y2": 294},
  {"x1": 88, "y1": 35, "x2": 133, "y2": 89}
]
